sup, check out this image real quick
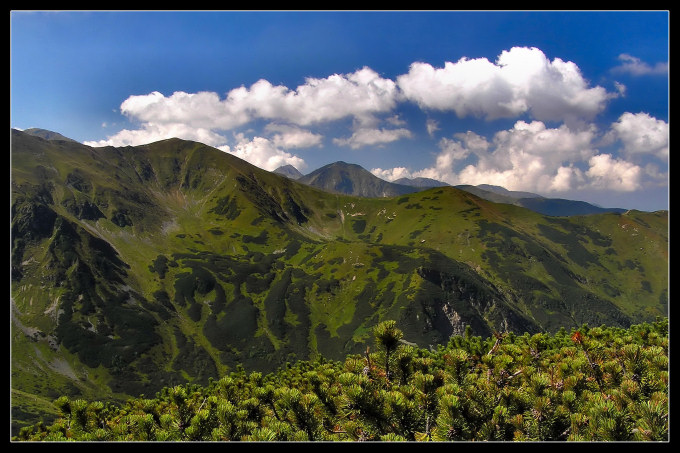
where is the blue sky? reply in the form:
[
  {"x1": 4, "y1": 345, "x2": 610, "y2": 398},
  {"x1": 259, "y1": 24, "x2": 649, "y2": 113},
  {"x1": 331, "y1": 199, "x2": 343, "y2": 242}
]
[{"x1": 11, "y1": 10, "x2": 669, "y2": 211}]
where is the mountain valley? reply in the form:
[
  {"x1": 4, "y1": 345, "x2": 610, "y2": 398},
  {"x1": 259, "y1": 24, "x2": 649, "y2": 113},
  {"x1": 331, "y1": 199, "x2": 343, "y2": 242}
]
[{"x1": 10, "y1": 129, "x2": 668, "y2": 433}]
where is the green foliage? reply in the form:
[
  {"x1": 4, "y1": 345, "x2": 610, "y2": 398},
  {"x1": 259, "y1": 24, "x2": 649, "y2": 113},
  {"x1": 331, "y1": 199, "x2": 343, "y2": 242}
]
[{"x1": 15, "y1": 318, "x2": 668, "y2": 442}]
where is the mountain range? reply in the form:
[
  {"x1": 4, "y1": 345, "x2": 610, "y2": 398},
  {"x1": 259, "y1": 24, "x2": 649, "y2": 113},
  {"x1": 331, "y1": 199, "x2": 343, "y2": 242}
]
[
  {"x1": 11, "y1": 128, "x2": 668, "y2": 433},
  {"x1": 273, "y1": 163, "x2": 629, "y2": 217}
]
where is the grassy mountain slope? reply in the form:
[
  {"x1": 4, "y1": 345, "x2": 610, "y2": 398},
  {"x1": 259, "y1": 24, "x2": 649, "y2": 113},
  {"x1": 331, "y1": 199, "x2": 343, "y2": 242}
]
[{"x1": 10, "y1": 129, "x2": 668, "y2": 433}]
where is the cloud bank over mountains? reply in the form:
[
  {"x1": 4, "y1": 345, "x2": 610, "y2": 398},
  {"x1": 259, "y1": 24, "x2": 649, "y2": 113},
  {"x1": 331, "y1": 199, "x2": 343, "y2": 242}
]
[
  {"x1": 84, "y1": 46, "x2": 667, "y2": 197},
  {"x1": 372, "y1": 112, "x2": 667, "y2": 194}
]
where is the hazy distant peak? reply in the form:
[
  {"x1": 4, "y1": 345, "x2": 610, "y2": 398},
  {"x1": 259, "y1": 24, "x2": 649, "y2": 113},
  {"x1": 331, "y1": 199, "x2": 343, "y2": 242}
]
[
  {"x1": 475, "y1": 184, "x2": 544, "y2": 199},
  {"x1": 455, "y1": 184, "x2": 626, "y2": 216},
  {"x1": 298, "y1": 161, "x2": 418, "y2": 198},
  {"x1": 273, "y1": 164, "x2": 303, "y2": 180},
  {"x1": 393, "y1": 177, "x2": 449, "y2": 188}
]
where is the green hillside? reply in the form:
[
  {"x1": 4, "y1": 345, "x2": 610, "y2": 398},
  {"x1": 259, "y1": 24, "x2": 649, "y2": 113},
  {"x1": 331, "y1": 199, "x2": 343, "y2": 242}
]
[{"x1": 10, "y1": 129, "x2": 668, "y2": 434}]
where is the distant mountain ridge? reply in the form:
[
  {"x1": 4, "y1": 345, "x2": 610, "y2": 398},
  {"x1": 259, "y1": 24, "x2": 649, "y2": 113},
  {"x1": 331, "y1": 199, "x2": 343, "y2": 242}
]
[
  {"x1": 454, "y1": 184, "x2": 627, "y2": 216},
  {"x1": 393, "y1": 177, "x2": 450, "y2": 188},
  {"x1": 281, "y1": 160, "x2": 630, "y2": 216},
  {"x1": 12, "y1": 128, "x2": 643, "y2": 215},
  {"x1": 474, "y1": 184, "x2": 545, "y2": 200},
  {"x1": 296, "y1": 161, "x2": 419, "y2": 198}
]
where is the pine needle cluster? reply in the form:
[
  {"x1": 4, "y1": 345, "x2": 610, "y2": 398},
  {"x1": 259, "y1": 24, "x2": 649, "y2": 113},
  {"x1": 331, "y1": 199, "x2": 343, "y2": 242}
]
[{"x1": 14, "y1": 318, "x2": 668, "y2": 442}]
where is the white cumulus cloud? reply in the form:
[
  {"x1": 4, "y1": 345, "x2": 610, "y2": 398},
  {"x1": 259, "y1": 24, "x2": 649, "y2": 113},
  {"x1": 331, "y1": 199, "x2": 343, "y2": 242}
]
[
  {"x1": 426, "y1": 118, "x2": 440, "y2": 137},
  {"x1": 225, "y1": 67, "x2": 400, "y2": 126},
  {"x1": 115, "y1": 68, "x2": 399, "y2": 131},
  {"x1": 396, "y1": 46, "x2": 612, "y2": 124},
  {"x1": 89, "y1": 47, "x2": 618, "y2": 151},
  {"x1": 83, "y1": 122, "x2": 227, "y2": 148},
  {"x1": 586, "y1": 154, "x2": 642, "y2": 191},
  {"x1": 370, "y1": 166, "x2": 413, "y2": 181},
  {"x1": 611, "y1": 54, "x2": 669, "y2": 76},
  {"x1": 120, "y1": 90, "x2": 250, "y2": 130},
  {"x1": 219, "y1": 134, "x2": 306, "y2": 172},
  {"x1": 264, "y1": 123, "x2": 323, "y2": 149},
  {"x1": 608, "y1": 112, "x2": 668, "y2": 160},
  {"x1": 81, "y1": 46, "x2": 665, "y2": 193},
  {"x1": 88, "y1": 67, "x2": 402, "y2": 149},
  {"x1": 333, "y1": 127, "x2": 412, "y2": 149}
]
